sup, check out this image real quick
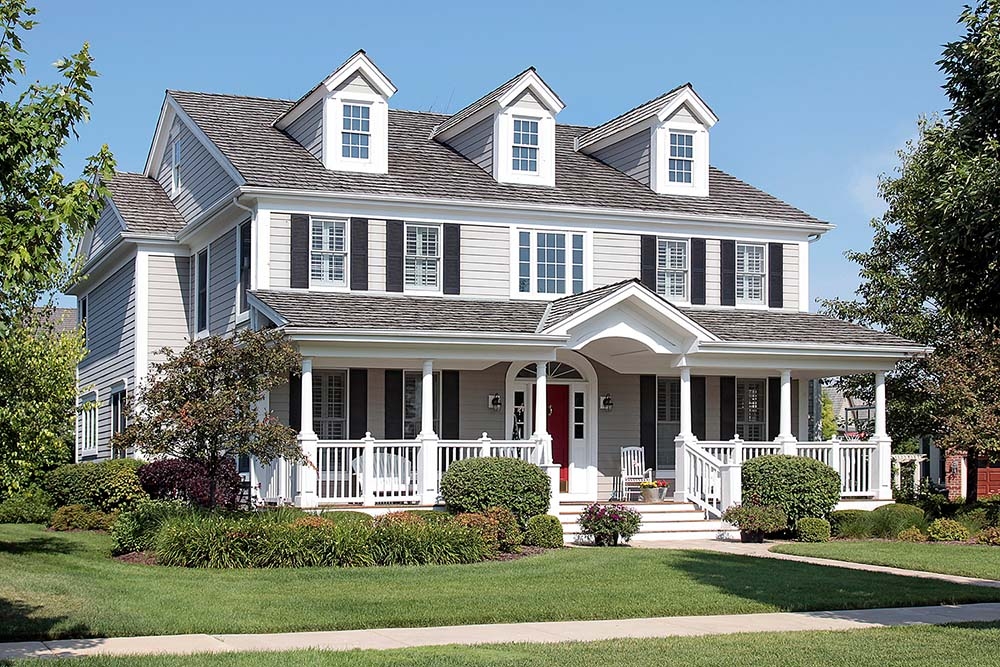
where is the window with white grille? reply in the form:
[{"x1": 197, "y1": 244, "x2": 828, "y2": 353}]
[
  {"x1": 313, "y1": 371, "x2": 347, "y2": 440},
  {"x1": 78, "y1": 392, "x2": 98, "y2": 455},
  {"x1": 736, "y1": 378, "x2": 767, "y2": 441},
  {"x1": 404, "y1": 224, "x2": 440, "y2": 290},
  {"x1": 310, "y1": 218, "x2": 348, "y2": 287},
  {"x1": 736, "y1": 243, "x2": 766, "y2": 305},
  {"x1": 516, "y1": 230, "x2": 585, "y2": 296},
  {"x1": 657, "y1": 238, "x2": 688, "y2": 300}
]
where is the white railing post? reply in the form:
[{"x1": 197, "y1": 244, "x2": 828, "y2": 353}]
[
  {"x1": 479, "y1": 432, "x2": 492, "y2": 458},
  {"x1": 533, "y1": 361, "x2": 553, "y2": 465},
  {"x1": 295, "y1": 357, "x2": 319, "y2": 509},
  {"x1": 361, "y1": 432, "x2": 376, "y2": 507},
  {"x1": 419, "y1": 432, "x2": 438, "y2": 506},
  {"x1": 541, "y1": 462, "x2": 561, "y2": 517},
  {"x1": 731, "y1": 434, "x2": 744, "y2": 466},
  {"x1": 673, "y1": 434, "x2": 691, "y2": 503},
  {"x1": 719, "y1": 463, "x2": 742, "y2": 511},
  {"x1": 871, "y1": 371, "x2": 893, "y2": 500}
]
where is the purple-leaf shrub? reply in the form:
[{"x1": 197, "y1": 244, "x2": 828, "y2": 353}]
[{"x1": 138, "y1": 458, "x2": 241, "y2": 509}]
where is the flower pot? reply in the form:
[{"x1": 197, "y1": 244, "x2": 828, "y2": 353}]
[
  {"x1": 740, "y1": 530, "x2": 765, "y2": 543},
  {"x1": 657, "y1": 485, "x2": 672, "y2": 501},
  {"x1": 640, "y1": 488, "x2": 658, "y2": 503},
  {"x1": 594, "y1": 532, "x2": 619, "y2": 547}
]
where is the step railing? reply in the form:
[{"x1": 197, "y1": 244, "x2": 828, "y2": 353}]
[{"x1": 681, "y1": 441, "x2": 731, "y2": 518}]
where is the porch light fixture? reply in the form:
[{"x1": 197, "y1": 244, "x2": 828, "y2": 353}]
[
  {"x1": 488, "y1": 393, "x2": 503, "y2": 411},
  {"x1": 600, "y1": 394, "x2": 614, "y2": 412}
]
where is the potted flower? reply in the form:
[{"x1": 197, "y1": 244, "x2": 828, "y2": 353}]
[
  {"x1": 655, "y1": 478, "x2": 671, "y2": 501},
  {"x1": 578, "y1": 503, "x2": 641, "y2": 546},
  {"x1": 639, "y1": 480, "x2": 659, "y2": 503},
  {"x1": 721, "y1": 503, "x2": 787, "y2": 543}
]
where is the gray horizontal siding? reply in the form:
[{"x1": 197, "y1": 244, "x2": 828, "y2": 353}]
[
  {"x1": 593, "y1": 232, "x2": 640, "y2": 287},
  {"x1": 592, "y1": 129, "x2": 650, "y2": 186},
  {"x1": 286, "y1": 100, "x2": 323, "y2": 161},
  {"x1": 512, "y1": 90, "x2": 544, "y2": 111},
  {"x1": 209, "y1": 227, "x2": 238, "y2": 335},
  {"x1": 89, "y1": 204, "x2": 124, "y2": 259},
  {"x1": 270, "y1": 212, "x2": 291, "y2": 289},
  {"x1": 705, "y1": 239, "x2": 721, "y2": 306},
  {"x1": 78, "y1": 258, "x2": 135, "y2": 461},
  {"x1": 445, "y1": 116, "x2": 493, "y2": 174},
  {"x1": 368, "y1": 219, "x2": 387, "y2": 292},
  {"x1": 667, "y1": 103, "x2": 697, "y2": 124},
  {"x1": 157, "y1": 116, "x2": 238, "y2": 221},
  {"x1": 148, "y1": 255, "x2": 191, "y2": 361},
  {"x1": 595, "y1": 362, "x2": 640, "y2": 480},
  {"x1": 334, "y1": 72, "x2": 376, "y2": 95},
  {"x1": 460, "y1": 225, "x2": 509, "y2": 298},
  {"x1": 783, "y1": 243, "x2": 800, "y2": 311},
  {"x1": 459, "y1": 364, "x2": 506, "y2": 439}
]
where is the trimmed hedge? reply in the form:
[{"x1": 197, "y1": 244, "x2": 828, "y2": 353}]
[
  {"x1": 741, "y1": 455, "x2": 840, "y2": 526},
  {"x1": 454, "y1": 512, "x2": 501, "y2": 557},
  {"x1": 49, "y1": 504, "x2": 115, "y2": 531},
  {"x1": 524, "y1": 514, "x2": 564, "y2": 548},
  {"x1": 868, "y1": 503, "x2": 926, "y2": 539},
  {"x1": 796, "y1": 517, "x2": 831, "y2": 543},
  {"x1": 829, "y1": 510, "x2": 871, "y2": 538},
  {"x1": 0, "y1": 487, "x2": 54, "y2": 524},
  {"x1": 138, "y1": 458, "x2": 241, "y2": 508},
  {"x1": 927, "y1": 518, "x2": 972, "y2": 542},
  {"x1": 440, "y1": 457, "x2": 550, "y2": 525},
  {"x1": 110, "y1": 499, "x2": 197, "y2": 555},
  {"x1": 44, "y1": 459, "x2": 146, "y2": 512}
]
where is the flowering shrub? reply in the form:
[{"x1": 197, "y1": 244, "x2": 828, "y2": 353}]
[
  {"x1": 578, "y1": 503, "x2": 641, "y2": 545},
  {"x1": 639, "y1": 480, "x2": 657, "y2": 489}
]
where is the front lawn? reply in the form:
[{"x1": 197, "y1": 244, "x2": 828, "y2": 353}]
[
  {"x1": 8, "y1": 624, "x2": 1000, "y2": 667},
  {"x1": 4, "y1": 523, "x2": 1000, "y2": 641},
  {"x1": 771, "y1": 541, "x2": 1000, "y2": 580}
]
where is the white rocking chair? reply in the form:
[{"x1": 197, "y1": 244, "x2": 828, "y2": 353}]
[{"x1": 619, "y1": 446, "x2": 653, "y2": 502}]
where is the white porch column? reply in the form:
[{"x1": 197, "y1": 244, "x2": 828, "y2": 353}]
[
  {"x1": 295, "y1": 357, "x2": 318, "y2": 508},
  {"x1": 778, "y1": 370, "x2": 796, "y2": 454},
  {"x1": 533, "y1": 361, "x2": 552, "y2": 464},
  {"x1": 871, "y1": 371, "x2": 893, "y2": 500},
  {"x1": 673, "y1": 366, "x2": 695, "y2": 503},
  {"x1": 418, "y1": 360, "x2": 439, "y2": 505}
]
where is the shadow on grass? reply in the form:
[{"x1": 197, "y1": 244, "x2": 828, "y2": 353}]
[
  {"x1": 0, "y1": 597, "x2": 94, "y2": 645},
  {"x1": 0, "y1": 534, "x2": 82, "y2": 557}
]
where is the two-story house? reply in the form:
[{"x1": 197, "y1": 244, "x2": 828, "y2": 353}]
[{"x1": 71, "y1": 51, "x2": 923, "y2": 527}]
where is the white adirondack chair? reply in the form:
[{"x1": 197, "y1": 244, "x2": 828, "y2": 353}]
[
  {"x1": 352, "y1": 452, "x2": 415, "y2": 498},
  {"x1": 619, "y1": 446, "x2": 653, "y2": 502}
]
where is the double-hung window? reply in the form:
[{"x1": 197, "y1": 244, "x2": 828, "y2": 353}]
[
  {"x1": 512, "y1": 118, "x2": 539, "y2": 172},
  {"x1": 238, "y1": 220, "x2": 251, "y2": 313},
  {"x1": 517, "y1": 230, "x2": 585, "y2": 296},
  {"x1": 310, "y1": 218, "x2": 348, "y2": 287},
  {"x1": 736, "y1": 379, "x2": 767, "y2": 441},
  {"x1": 79, "y1": 295, "x2": 88, "y2": 347},
  {"x1": 668, "y1": 132, "x2": 693, "y2": 183},
  {"x1": 404, "y1": 224, "x2": 440, "y2": 290},
  {"x1": 342, "y1": 104, "x2": 370, "y2": 160},
  {"x1": 657, "y1": 238, "x2": 688, "y2": 301},
  {"x1": 313, "y1": 370, "x2": 347, "y2": 440},
  {"x1": 403, "y1": 371, "x2": 440, "y2": 439},
  {"x1": 195, "y1": 248, "x2": 209, "y2": 333},
  {"x1": 736, "y1": 242, "x2": 766, "y2": 305},
  {"x1": 78, "y1": 391, "x2": 98, "y2": 456},
  {"x1": 110, "y1": 386, "x2": 127, "y2": 458}
]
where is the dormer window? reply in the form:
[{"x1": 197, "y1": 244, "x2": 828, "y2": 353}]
[
  {"x1": 512, "y1": 118, "x2": 539, "y2": 172},
  {"x1": 341, "y1": 104, "x2": 371, "y2": 160},
  {"x1": 668, "y1": 132, "x2": 694, "y2": 184}
]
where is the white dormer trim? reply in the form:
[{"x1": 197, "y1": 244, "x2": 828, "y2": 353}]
[
  {"x1": 496, "y1": 70, "x2": 565, "y2": 116},
  {"x1": 495, "y1": 105, "x2": 556, "y2": 187},
  {"x1": 651, "y1": 118, "x2": 710, "y2": 198}
]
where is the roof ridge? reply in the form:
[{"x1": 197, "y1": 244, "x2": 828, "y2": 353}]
[{"x1": 168, "y1": 88, "x2": 295, "y2": 104}]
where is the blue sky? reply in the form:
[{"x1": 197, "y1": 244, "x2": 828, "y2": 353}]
[{"x1": 25, "y1": 1, "x2": 964, "y2": 308}]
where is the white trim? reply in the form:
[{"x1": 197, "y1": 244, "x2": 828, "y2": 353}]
[
  {"x1": 495, "y1": 107, "x2": 556, "y2": 187},
  {"x1": 495, "y1": 70, "x2": 565, "y2": 115},
  {"x1": 798, "y1": 240, "x2": 810, "y2": 312},
  {"x1": 145, "y1": 94, "x2": 245, "y2": 186},
  {"x1": 323, "y1": 91, "x2": 389, "y2": 174},
  {"x1": 509, "y1": 227, "x2": 592, "y2": 299},
  {"x1": 254, "y1": 206, "x2": 271, "y2": 291},
  {"x1": 78, "y1": 390, "x2": 99, "y2": 457},
  {"x1": 135, "y1": 250, "x2": 150, "y2": 384},
  {"x1": 403, "y1": 222, "x2": 443, "y2": 294},
  {"x1": 308, "y1": 216, "x2": 350, "y2": 290},
  {"x1": 194, "y1": 245, "x2": 210, "y2": 337},
  {"x1": 735, "y1": 241, "x2": 767, "y2": 306},
  {"x1": 651, "y1": 118, "x2": 710, "y2": 197},
  {"x1": 236, "y1": 218, "x2": 253, "y2": 321},
  {"x1": 655, "y1": 236, "x2": 690, "y2": 304},
  {"x1": 170, "y1": 141, "x2": 181, "y2": 198}
]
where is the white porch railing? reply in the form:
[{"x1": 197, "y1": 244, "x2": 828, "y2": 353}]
[
  {"x1": 683, "y1": 436, "x2": 882, "y2": 517},
  {"x1": 254, "y1": 457, "x2": 297, "y2": 504}
]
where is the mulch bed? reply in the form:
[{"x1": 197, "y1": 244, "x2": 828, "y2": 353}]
[
  {"x1": 115, "y1": 551, "x2": 158, "y2": 566},
  {"x1": 491, "y1": 545, "x2": 548, "y2": 561}
]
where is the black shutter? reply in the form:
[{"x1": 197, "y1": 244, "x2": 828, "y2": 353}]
[
  {"x1": 720, "y1": 240, "x2": 736, "y2": 306},
  {"x1": 348, "y1": 369, "x2": 368, "y2": 439},
  {"x1": 350, "y1": 218, "x2": 368, "y2": 291},
  {"x1": 386, "y1": 220, "x2": 404, "y2": 292},
  {"x1": 384, "y1": 369, "x2": 403, "y2": 439},
  {"x1": 692, "y1": 375, "x2": 707, "y2": 440},
  {"x1": 640, "y1": 235, "x2": 657, "y2": 291},
  {"x1": 441, "y1": 370, "x2": 460, "y2": 439},
  {"x1": 290, "y1": 214, "x2": 310, "y2": 289},
  {"x1": 443, "y1": 224, "x2": 461, "y2": 295},
  {"x1": 720, "y1": 376, "x2": 736, "y2": 440},
  {"x1": 768, "y1": 242, "x2": 784, "y2": 308},
  {"x1": 288, "y1": 372, "x2": 302, "y2": 433},
  {"x1": 639, "y1": 375, "x2": 657, "y2": 470},
  {"x1": 767, "y1": 377, "x2": 781, "y2": 441},
  {"x1": 690, "y1": 238, "x2": 706, "y2": 305}
]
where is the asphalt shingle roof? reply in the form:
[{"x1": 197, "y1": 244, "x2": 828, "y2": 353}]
[
  {"x1": 106, "y1": 172, "x2": 185, "y2": 235},
  {"x1": 168, "y1": 89, "x2": 825, "y2": 225},
  {"x1": 430, "y1": 67, "x2": 534, "y2": 138},
  {"x1": 575, "y1": 84, "x2": 688, "y2": 149}
]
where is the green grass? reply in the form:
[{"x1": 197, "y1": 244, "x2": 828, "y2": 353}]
[
  {"x1": 8, "y1": 625, "x2": 1000, "y2": 667},
  {"x1": 772, "y1": 541, "x2": 1000, "y2": 580},
  {"x1": 4, "y1": 524, "x2": 1000, "y2": 642}
]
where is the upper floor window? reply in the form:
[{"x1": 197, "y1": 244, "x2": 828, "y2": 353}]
[
  {"x1": 517, "y1": 230, "x2": 585, "y2": 296},
  {"x1": 736, "y1": 242, "x2": 766, "y2": 305},
  {"x1": 238, "y1": 220, "x2": 251, "y2": 313},
  {"x1": 512, "y1": 118, "x2": 539, "y2": 172},
  {"x1": 656, "y1": 238, "x2": 688, "y2": 301},
  {"x1": 405, "y1": 224, "x2": 440, "y2": 290},
  {"x1": 171, "y1": 141, "x2": 182, "y2": 195},
  {"x1": 195, "y1": 248, "x2": 209, "y2": 333},
  {"x1": 78, "y1": 391, "x2": 97, "y2": 456},
  {"x1": 668, "y1": 132, "x2": 693, "y2": 184},
  {"x1": 310, "y1": 218, "x2": 348, "y2": 287},
  {"x1": 341, "y1": 104, "x2": 370, "y2": 160}
]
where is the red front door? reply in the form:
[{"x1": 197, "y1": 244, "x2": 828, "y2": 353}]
[{"x1": 536, "y1": 384, "x2": 570, "y2": 486}]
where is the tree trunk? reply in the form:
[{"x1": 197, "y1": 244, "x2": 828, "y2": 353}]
[
  {"x1": 207, "y1": 452, "x2": 219, "y2": 510},
  {"x1": 967, "y1": 448, "x2": 979, "y2": 504}
]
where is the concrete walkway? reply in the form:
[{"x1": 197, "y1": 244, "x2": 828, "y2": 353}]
[
  {"x1": 4, "y1": 603, "x2": 1000, "y2": 660},
  {"x1": 636, "y1": 539, "x2": 1000, "y2": 589}
]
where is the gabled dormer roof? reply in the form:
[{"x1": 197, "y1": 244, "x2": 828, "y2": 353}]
[
  {"x1": 576, "y1": 83, "x2": 718, "y2": 151},
  {"x1": 273, "y1": 49, "x2": 397, "y2": 131},
  {"x1": 430, "y1": 67, "x2": 565, "y2": 140}
]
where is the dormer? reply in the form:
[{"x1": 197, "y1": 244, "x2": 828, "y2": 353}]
[
  {"x1": 274, "y1": 50, "x2": 397, "y2": 175},
  {"x1": 432, "y1": 68, "x2": 564, "y2": 187},
  {"x1": 577, "y1": 84, "x2": 717, "y2": 197}
]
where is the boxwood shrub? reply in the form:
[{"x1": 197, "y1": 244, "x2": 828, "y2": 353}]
[
  {"x1": 524, "y1": 514, "x2": 564, "y2": 548},
  {"x1": 440, "y1": 457, "x2": 550, "y2": 524},
  {"x1": 49, "y1": 504, "x2": 115, "y2": 531},
  {"x1": 868, "y1": 503, "x2": 926, "y2": 539},
  {"x1": 741, "y1": 455, "x2": 840, "y2": 526},
  {"x1": 137, "y1": 458, "x2": 241, "y2": 508},
  {"x1": 829, "y1": 509, "x2": 871, "y2": 538},
  {"x1": 44, "y1": 459, "x2": 146, "y2": 512},
  {"x1": 927, "y1": 518, "x2": 972, "y2": 542},
  {"x1": 0, "y1": 487, "x2": 55, "y2": 524},
  {"x1": 795, "y1": 517, "x2": 831, "y2": 542}
]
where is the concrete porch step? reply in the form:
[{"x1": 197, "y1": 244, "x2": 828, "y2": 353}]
[{"x1": 557, "y1": 501, "x2": 725, "y2": 542}]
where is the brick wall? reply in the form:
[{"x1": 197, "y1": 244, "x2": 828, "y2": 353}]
[{"x1": 945, "y1": 451, "x2": 967, "y2": 499}]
